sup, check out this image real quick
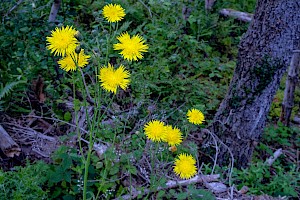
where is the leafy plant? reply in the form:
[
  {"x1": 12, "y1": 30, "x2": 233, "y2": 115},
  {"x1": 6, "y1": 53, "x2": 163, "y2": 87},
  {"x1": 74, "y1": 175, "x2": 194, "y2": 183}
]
[
  {"x1": 0, "y1": 81, "x2": 26, "y2": 111},
  {"x1": 0, "y1": 161, "x2": 49, "y2": 200},
  {"x1": 233, "y1": 162, "x2": 298, "y2": 197}
]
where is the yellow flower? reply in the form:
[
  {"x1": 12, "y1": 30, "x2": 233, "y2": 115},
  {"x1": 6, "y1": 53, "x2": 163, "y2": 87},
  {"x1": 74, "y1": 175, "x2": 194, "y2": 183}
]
[
  {"x1": 186, "y1": 108, "x2": 205, "y2": 125},
  {"x1": 98, "y1": 63, "x2": 130, "y2": 94},
  {"x1": 162, "y1": 125, "x2": 183, "y2": 146},
  {"x1": 46, "y1": 26, "x2": 78, "y2": 57},
  {"x1": 113, "y1": 32, "x2": 149, "y2": 61},
  {"x1": 173, "y1": 153, "x2": 197, "y2": 179},
  {"x1": 58, "y1": 49, "x2": 90, "y2": 72},
  {"x1": 144, "y1": 120, "x2": 165, "y2": 142},
  {"x1": 102, "y1": 4, "x2": 126, "y2": 23}
]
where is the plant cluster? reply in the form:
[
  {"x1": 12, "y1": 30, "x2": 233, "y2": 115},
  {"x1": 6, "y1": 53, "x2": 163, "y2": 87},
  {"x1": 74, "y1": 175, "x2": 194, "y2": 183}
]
[
  {"x1": 1, "y1": 0, "x2": 299, "y2": 199},
  {"x1": 41, "y1": 3, "x2": 210, "y2": 199}
]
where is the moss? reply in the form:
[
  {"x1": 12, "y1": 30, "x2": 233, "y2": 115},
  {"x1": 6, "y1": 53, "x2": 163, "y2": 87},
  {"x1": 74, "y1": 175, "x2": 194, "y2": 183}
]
[
  {"x1": 252, "y1": 56, "x2": 284, "y2": 95},
  {"x1": 229, "y1": 95, "x2": 243, "y2": 109}
]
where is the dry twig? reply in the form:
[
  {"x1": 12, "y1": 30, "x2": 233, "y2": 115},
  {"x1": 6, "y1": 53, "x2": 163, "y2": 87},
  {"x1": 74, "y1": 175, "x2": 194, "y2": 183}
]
[{"x1": 115, "y1": 174, "x2": 220, "y2": 200}]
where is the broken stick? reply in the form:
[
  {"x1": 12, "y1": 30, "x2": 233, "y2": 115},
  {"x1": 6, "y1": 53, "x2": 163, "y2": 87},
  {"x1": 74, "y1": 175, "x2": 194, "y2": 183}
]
[{"x1": 219, "y1": 8, "x2": 253, "y2": 22}]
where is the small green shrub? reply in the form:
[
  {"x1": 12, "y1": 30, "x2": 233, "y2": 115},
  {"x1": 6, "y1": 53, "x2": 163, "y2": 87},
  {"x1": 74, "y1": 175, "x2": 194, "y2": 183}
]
[
  {"x1": 0, "y1": 161, "x2": 49, "y2": 200},
  {"x1": 233, "y1": 162, "x2": 298, "y2": 197}
]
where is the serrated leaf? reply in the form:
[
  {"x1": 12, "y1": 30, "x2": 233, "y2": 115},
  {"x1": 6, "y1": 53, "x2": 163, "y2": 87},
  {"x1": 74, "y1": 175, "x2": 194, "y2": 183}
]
[{"x1": 0, "y1": 81, "x2": 26, "y2": 100}]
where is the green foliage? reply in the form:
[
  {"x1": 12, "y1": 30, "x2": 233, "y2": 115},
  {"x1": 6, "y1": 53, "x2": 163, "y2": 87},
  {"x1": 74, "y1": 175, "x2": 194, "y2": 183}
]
[
  {"x1": 269, "y1": 75, "x2": 300, "y2": 120},
  {"x1": 0, "y1": 161, "x2": 49, "y2": 200},
  {"x1": 0, "y1": 81, "x2": 25, "y2": 100},
  {"x1": 0, "y1": 81, "x2": 26, "y2": 111},
  {"x1": 233, "y1": 162, "x2": 298, "y2": 197},
  {"x1": 0, "y1": 0, "x2": 53, "y2": 112},
  {"x1": 233, "y1": 123, "x2": 300, "y2": 198},
  {"x1": 216, "y1": 0, "x2": 257, "y2": 12},
  {"x1": 45, "y1": 146, "x2": 84, "y2": 199},
  {"x1": 261, "y1": 122, "x2": 299, "y2": 147},
  {"x1": 4, "y1": 0, "x2": 300, "y2": 199}
]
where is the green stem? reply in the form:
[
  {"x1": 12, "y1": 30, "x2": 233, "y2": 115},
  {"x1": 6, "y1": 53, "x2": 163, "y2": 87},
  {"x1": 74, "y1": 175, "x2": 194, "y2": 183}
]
[
  {"x1": 104, "y1": 23, "x2": 112, "y2": 65},
  {"x1": 83, "y1": 129, "x2": 94, "y2": 200}
]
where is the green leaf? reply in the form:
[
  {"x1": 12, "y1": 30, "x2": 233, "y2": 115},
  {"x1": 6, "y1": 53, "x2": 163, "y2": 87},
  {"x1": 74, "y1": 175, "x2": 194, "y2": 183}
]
[
  {"x1": 0, "y1": 81, "x2": 26, "y2": 100},
  {"x1": 126, "y1": 165, "x2": 137, "y2": 175},
  {"x1": 64, "y1": 112, "x2": 72, "y2": 121}
]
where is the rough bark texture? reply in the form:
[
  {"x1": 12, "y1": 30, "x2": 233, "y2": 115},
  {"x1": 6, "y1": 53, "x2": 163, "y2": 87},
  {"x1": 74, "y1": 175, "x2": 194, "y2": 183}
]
[
  {"x1": 280, "y1": 51, "x2": 300, "y2": 126},
  {"x1": 210, "y1": 0, "x2": 300, "y2": 168}
]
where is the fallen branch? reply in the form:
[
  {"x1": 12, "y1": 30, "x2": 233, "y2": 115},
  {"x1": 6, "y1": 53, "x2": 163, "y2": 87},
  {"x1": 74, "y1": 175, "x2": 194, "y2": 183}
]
[
  {"x1": 265, "y1": 148, "x2": 283, "y2": 166},
  {"x1": 3, "y1": 0, "x2": 25, "y2": 21},
  {"x1": 0, "y1": 125, "x2": 21, "y2": 157},
  {"x1": 219, "y1": 8, "x2": 253, "y2": 22},
  {"x1": 205, "y1": 0, "x2": 216, "y2": 10},
  {"x1": 115, "y1": 174, "x2": 220, "y2": 200},
  {"x1": 48, "y1": 0, "x2": 61, "y2": 22}
]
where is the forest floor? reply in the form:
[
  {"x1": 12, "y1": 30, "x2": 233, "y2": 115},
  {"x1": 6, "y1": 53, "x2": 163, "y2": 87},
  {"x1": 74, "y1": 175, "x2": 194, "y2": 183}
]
[{"x1": 1, "y1": 109, "x2": 296, "y2": 200}]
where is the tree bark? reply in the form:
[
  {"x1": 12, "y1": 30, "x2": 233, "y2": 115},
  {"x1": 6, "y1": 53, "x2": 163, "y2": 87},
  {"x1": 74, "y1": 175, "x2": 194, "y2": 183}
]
[
  {"x1": 209, "y1": 0, "x2": 300, "y2": 168},
  {"x1": 280, "y1": 51, "x2": 300, "y2": 126}
]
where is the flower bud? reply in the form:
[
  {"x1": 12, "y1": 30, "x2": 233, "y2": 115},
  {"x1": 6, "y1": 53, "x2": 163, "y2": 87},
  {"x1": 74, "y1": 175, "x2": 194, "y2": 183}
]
[
  {"x1": 169, "y1": 146, "x2": 177, "y2": 153},
  {"x1": 74, "y1": 31, "x2": 83, "y2": 41},
  {"x1": 75, "y1": 45, "x2": 81, "y2": 54}
]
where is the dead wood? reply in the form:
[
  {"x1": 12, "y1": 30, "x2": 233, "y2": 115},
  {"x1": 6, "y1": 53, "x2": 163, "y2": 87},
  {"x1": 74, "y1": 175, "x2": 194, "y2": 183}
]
[
  {"x1": 265, "y1": 148, "x2": 283, "y2": 166},
  {"x1": 205, "y1": 0, "x2": 216, "y2": 10},
  {"x1": 3, "y1": 0, "x2": 25, "y2": 21},
  {"x1": 48, "y1": 0, "x2": 61, "y2": 23},
  {"x1": 280, "y1": 50, "x2": 300, "y2": 126},
  {"x1": 0, "y1": 125, "x2": 21, "y2": 157},
  {"x1": 219, "y1": 8, "x2": 253, "y2": 22},
  {"x1": 115, "y1": 174, "x2": 220, "y2": 200}
]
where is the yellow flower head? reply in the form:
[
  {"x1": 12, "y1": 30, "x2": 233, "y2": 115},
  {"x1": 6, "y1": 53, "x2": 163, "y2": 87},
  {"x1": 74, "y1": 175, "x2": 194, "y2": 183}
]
[
  {"x1": 187, "y1": 108, "x2": 205, "y2": 125},
  {"x1": 102, "y1": 4, "x2": 126, "y2": 23},
  {"x1": 98, "y1": 63, "x2": 130, "y2": 94},
  {"x1": 58, "y1": 49, "x2": 90, "y2": 72},
  {"x1": 174, "y1": 153, "x2": 197, "y2": 179},
  {"x1": 113, "y1": 32, "x2": 149, "y2": 61},
  {"x1": 144, "y1": 120, "x2": 165, "y2": 142},
  {"x1": 46, "y1": 26, "x2": 78, "y2": 57},
  {"x1": 162, "y1": 125, "x2": 183, "y2": 146}
]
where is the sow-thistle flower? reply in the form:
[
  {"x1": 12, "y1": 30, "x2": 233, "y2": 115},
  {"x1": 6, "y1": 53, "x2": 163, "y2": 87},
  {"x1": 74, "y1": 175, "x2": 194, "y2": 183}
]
[
  {"x1": 163, "y1": 125, "x2": 183, "y2": 146},
  {"x1": 113, "y1": 32, "x2": 149, "y2": 61},
  {"x1": 144, "y1": 120, "x2": 165, "y2": 142},
  {"x1": 173, "y1": 153, "x2": 197, "y2": 179},
  {"x1": 98, "y1": 63, "x2": 130, "y2": 94},
  {"x1": 186, "y1": 108, "x2": 205, "y2": 125},
  {"x1": 46, "y1": 26, "x2": 78, "y2": 57},
  {"x1": 102, "y1": 4, "x2": 126, "y2": 23},
  {"x1": 57, "y1": 49, "x2": 90, "y2": 72}
]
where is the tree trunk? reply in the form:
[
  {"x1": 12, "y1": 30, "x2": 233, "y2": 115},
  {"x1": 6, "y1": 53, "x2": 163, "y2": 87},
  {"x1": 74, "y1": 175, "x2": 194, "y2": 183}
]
[{"x1": 209, "y1": 0, "x2": 300, "y2": 168}]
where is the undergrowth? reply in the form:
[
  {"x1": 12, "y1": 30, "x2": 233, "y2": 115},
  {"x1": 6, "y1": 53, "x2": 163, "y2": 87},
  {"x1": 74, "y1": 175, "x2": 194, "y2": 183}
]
[{"x1": 1, "y1": 0, "x2": 299, "y2": 199}]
